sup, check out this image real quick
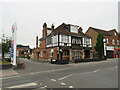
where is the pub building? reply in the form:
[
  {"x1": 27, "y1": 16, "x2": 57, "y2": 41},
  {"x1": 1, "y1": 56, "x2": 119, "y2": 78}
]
[{"x1": 33, "y1": 23, "x2": 93, "y2": 61}]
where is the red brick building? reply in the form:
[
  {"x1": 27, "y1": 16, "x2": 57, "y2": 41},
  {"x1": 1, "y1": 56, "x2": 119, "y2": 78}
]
[
  {"x1": 17, "y1": 45, "x2": 30, "y2": 57},
  {"x1": 86, "y1": 27, "x2": 120, "y2": 58},
  {"x1": 33, "y1": 23, "x2": 93, "y2": 61}
]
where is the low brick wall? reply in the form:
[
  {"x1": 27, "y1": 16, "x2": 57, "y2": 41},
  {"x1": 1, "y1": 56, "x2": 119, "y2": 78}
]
[
  {"x1": 0, "y1": 64, "x2": 12, "y2": 70},
  {"x1": 74, "y1": 58, "x2": 106, "y2": 63},
  {"x1": 51, "y1": 59, "x2": 69, "y2": 64}
]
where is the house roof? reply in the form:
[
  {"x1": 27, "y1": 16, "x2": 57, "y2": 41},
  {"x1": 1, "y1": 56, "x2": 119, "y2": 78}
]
[
  {"x1": 47, "y1": 23, "x2": 91, "y2": 38},
  {"x1": 86, "y1": 27, "x2": 117, "y2": 36},
  {"x1": 17, "y1": 45, "x2": 30, "y2": 49}
]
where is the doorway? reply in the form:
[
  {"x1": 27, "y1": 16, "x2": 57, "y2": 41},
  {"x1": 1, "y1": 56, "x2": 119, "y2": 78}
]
[{"x1": 84, "y1": 50, "x2": 90, "y2": 58}]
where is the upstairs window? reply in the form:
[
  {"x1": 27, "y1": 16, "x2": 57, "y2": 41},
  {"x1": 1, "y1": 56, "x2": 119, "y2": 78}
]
[
  {"x1": 70, "y1": 25, "x2": 78, "y2": 33},
  {"x1": 84, "y1": 38, "x2": 90, "y2": 45},
  {"x1": 46, "y1": 36, "x2": 53, "y2": 45},
  {"x1": 117, "y1": 40, "x2": 120, "y2": 45},
  {"x1": 72, "y1": 37, "x2": 82, "y2": 44},
  {"x1": 61, "y1": 35, "x2": 69, "y2": 43},
  {"x1": 112, "y1": 39, "x2": 115, "y2": 45}
]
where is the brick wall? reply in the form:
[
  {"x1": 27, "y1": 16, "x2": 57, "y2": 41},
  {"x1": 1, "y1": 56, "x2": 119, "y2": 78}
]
[{"x1": 86, "y1": 28, "x2": 98, "y2": 47}]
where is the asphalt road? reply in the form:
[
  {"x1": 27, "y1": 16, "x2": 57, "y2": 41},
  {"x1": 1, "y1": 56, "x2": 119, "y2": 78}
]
[{"x1": 1, "y1": 58, "x2": 118, "y2": 89}]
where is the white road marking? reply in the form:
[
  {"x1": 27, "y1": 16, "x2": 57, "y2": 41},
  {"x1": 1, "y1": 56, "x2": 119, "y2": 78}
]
[
  {"x1": 40, "y1": 86, "x2": 47, "y2": 88},
  {"x1": 61, "y1": 82, "x2": 66, "y2": 85},
  {"x1": 51, "y1": 79, "x2": 56, "y2": 81},
  {"x1": 115, "y1": 66, "x2": 118, "y2": 68},
  {"x1": 30, "y1": 73, "x2": 35, "y2": 75},
  {"x1": 69, "y1": 86, "x2": 74, "y2": 88},
  {"x1": 59, "y1": 74, "x2": 72, "y2": 81},
  {"x1": 7, "y1": 82, "x2": 37, "y2": 88},
  {"x1": 81, "y1": 72, "x2": 94, "y2": 74},
  {"x1": 58, "y1": 69, "x2": 101, "y2": 81},
  {"x1": 1, "y1": 75, "x2": 20, "y2": 80},
  {"x1": 94, "y1": 69, "x2": 101, "y2": 72}
]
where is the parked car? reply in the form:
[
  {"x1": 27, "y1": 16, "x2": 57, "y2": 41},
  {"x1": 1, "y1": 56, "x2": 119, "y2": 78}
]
[{"x1": 4, "y1": 53, "x2": 11, "y2": 62}]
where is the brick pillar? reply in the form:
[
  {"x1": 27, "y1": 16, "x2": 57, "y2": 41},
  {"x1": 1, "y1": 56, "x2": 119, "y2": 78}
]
[{"x1": 69, "y1": 49, "x2": 73, "y2": 61}]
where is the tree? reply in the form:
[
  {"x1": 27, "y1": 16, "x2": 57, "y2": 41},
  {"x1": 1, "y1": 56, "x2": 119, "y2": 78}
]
[
  {"x1": 1, "y1": 34, "x2": 11, "y2": 59},
  {"x1": 94, "y1": 33, "x2": 104, "y2": 58}
]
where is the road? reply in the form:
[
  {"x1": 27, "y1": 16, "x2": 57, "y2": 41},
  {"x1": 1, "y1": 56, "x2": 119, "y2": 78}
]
[{"x1": 1, "y1": 58, "x2": 118, "y2": 89}]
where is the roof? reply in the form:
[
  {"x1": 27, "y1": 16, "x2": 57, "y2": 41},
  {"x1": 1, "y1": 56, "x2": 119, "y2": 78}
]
[
  {"x1": 46, "y1": 23, "x2": 91, "y2": 38},
  {"x1": 86, "y1": 27, "x2": 117, "y2": 36},
  {"x1": 17, "y1": 45, "x2": 30, "y2": 49},
  {"x1": 47, "y1": 28, "x2": 51, "y2": 30}
]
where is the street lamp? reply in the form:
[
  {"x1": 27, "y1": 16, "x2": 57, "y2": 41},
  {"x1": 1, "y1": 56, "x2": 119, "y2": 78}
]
[{"x1": 103, "y1": 39, "x2": 107, "y2": 60}]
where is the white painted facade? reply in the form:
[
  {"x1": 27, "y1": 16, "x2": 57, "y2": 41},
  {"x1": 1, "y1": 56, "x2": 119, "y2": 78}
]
[{"x1": 46, "y1": 34, "x2": 91, "y2": 48}]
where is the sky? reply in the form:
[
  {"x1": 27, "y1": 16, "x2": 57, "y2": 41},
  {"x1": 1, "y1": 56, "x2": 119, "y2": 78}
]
[{"x1": 0, "y1": 0, "x2": 119, "y2": 48}]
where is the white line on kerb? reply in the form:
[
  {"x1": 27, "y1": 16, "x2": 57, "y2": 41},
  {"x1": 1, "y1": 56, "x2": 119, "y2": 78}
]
[
  {"x1": 51, "y1": 79, "x2": 56, "y2": 81},
  {"x1": 7, "y1": 82, "x2": 37, "y2": 88}
]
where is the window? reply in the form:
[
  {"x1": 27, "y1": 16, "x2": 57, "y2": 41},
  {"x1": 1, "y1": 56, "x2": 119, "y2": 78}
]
[
  {"x1": 106, "y1": 38, "x2": 109, "y2": 44},
  {"x1": 114, "y1": 32, "x2": 116, "y2": 36},
  {"x1": 84, "y1": 38, "x2": 90, "y2": 45},
  {"x1": 70, "y1": 26, "x2": 78, "y2": 33},
  {"x1": 50, "y1": 49, "x2": 54, "y2": 57},
  {"x1": 46, "y1": 36, "x2": 52, "y2": 45},
  {"x1": 72, "y1": 37, "x2": 81, "y2": 44},
  {"x1": 117, "y1": 40, "x2": 120, "y2": 45},
  {"x1": 112, "y1": 39, "x2": 115, "y2": 45},
  {"x1": 63, "y1": 50, "x2": 69, "y2": 56},
  {"x1": 61, "y1": 35, "x2": 69, "y2": 43},
  {"x1": 39, "y1": 51, "x2": 42, "y2": 57}
]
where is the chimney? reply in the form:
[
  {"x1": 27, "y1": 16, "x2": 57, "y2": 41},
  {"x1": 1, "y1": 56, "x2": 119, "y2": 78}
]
[
  {"x1": 36, "y1": 36, "x2": 38, "y2": 48},
  {"x1": 42, "y1": 23, "x2": 47, "y2": 38},
  {"x1": 51, "y1": 24, "x2": 55, "y2": 32},
  {"x1": 78, "y1": 27, "x2": 83, "y2": 33}
]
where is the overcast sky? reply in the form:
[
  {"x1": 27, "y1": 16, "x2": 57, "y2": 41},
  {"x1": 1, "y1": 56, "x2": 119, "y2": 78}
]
[{"x1": 0, "y1": 0, "x2": 118, "y2": 48}]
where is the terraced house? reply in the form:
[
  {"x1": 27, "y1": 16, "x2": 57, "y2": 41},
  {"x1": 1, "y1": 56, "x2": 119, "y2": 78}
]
[{"x1": 33, "y1": 23, "x2": 94, "y2": 61}]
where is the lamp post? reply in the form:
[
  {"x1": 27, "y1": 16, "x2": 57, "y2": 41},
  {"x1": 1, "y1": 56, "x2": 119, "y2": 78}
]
[{"x1": 103, "y1": 39, "x2": 107, "y2": 60}]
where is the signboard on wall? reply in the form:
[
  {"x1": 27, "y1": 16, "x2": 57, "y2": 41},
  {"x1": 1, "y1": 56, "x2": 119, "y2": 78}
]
[{"x1": 106, "y1": 46, "x2": 114, "y2": 51}]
